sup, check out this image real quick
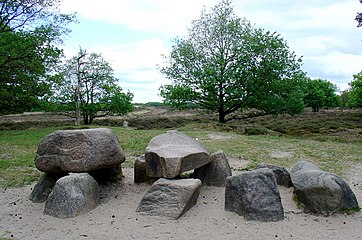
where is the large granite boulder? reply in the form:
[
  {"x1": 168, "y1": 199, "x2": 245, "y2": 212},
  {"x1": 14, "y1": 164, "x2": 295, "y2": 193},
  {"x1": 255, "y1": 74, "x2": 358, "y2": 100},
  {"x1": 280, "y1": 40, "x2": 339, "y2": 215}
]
[
  {"x1": 225, "y1": 168, "x2": 284, "y2": 222},
  {"x1": 29, "y1": 173, "x2": 67, "y2": 203},
  {"x1": 291, "y1": 161, "x2": 359, "y2": 215},
  {"x1": 145, "y1": 130, "x2": 211, "y2": 178},
  {"x1": 255, "y1": 163, "x2": 292, "y2": 187},
  {"x1": 35, "y1": 128, "x2": 125, "y2": 173},
  {"x1": 134, "y1": 155, "x2": 154, "y2": 184},
  {"x1": 136, "y1": 178, "x2": 202, "y2": 219},
  {"x1": 44, "y1": 173, "x2": 100, "y2": 218},
  {"x1": 192, "y1": 150, "x2": 232, "y2": 187}
]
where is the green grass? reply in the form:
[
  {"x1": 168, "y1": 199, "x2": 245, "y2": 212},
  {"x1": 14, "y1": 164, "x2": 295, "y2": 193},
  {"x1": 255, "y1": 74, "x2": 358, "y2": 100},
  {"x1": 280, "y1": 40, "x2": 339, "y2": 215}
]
[{"x1": 0, "y1": 109, "x2": 361, "y2": 188}]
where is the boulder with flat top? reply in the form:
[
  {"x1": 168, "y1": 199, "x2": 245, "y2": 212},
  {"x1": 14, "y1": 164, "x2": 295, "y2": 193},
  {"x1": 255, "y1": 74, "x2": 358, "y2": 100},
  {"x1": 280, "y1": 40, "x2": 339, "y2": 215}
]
[{"x1": 145, "y1": 130, "x2": 211, "y2": 178}]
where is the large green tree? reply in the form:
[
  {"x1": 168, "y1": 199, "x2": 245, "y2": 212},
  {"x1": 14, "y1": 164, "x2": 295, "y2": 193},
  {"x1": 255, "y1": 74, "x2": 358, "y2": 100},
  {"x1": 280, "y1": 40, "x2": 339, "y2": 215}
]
[
  {"x1": 0, "y1": 0, "x2": 75, "y2": 114},
  {"x1": 303, "y1": 78, "x2": 338, "y2": 112},
  {"x1": 53, "y1": 48, "x2": 133, "y2": 125},
  {"x1": 159, "y1": 0, "x2": 304, "y2": 123}
]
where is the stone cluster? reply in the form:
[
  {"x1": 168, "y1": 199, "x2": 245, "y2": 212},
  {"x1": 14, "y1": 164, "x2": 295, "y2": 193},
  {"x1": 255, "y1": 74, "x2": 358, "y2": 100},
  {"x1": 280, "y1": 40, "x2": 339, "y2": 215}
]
[
  {"x1": 30, "y1": 128, "x2": 125, "y2": 218},
  {"x1": 30, "y1": 128, "x2": 359, "y2": 221}
]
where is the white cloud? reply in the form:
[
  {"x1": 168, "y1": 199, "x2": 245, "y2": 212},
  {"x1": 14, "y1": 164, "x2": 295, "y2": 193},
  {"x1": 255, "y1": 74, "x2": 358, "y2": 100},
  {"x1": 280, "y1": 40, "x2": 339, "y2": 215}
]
[{"x1": 59, "y1": 0, "x2": 362, "y2": 101}]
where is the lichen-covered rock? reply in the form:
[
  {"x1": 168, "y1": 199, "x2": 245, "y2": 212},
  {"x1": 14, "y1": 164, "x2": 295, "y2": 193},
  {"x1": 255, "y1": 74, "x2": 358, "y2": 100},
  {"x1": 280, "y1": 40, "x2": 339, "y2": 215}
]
[
  {"x1": 192, "y1": 150, "x2": 232, "y2": 186},
  {"x1": 225, "y1": 168, "x2": 284, "y2": 222},
  {"x1": 136, "y1": 178, "x2": 202, "y2": 219},
  {"x1": 255, "y1": 163, "x2": 292, "y2": 187},
  {"x1": 29, "y1": 173, "x2": 66, "y2": 203},
  {"x1": 44, "y1": 173, "x2": 100, "y2": 218},
  {"x1": 35, "y1": 128, "x2": 125, "y2": 173},
  {"x1": 145, "y1": 130, "x2": 211, "y2": 178},
  {"x1": 291, "y1": 161, "x2": 359, "y2": 215}
]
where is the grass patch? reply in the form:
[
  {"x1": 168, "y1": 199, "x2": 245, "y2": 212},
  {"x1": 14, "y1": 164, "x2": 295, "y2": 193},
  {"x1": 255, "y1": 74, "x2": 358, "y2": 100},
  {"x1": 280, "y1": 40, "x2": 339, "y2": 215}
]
[{"x1": 0, "y1": 109, "x2": 361, "y2": 188}]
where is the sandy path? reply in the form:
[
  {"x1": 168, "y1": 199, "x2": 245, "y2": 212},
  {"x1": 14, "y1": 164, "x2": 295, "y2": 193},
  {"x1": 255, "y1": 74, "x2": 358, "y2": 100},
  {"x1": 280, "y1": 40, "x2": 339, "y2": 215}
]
[{"x1": 1, "y1": 167, "x2": 362, "y2": 240}]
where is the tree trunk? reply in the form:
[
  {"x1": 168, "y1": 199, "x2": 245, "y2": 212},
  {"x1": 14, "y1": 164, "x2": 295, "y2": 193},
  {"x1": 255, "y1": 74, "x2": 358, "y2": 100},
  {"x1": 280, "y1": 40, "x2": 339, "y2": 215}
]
[
  {"x1": 218, "y1": 110, "x2": 226, "y2": 123},
  {"x1": 75, "y1": 85, "x2": 81, "y2": 126}
]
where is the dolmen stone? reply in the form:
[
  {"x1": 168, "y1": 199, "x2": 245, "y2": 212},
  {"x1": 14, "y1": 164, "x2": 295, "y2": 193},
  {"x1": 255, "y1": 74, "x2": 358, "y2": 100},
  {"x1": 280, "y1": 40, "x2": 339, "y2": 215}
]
[
  {"x1": 145, "y1": 130, "x2": 211, "y2": 178},
  {"x1": 134, "y1": 155, "x2": 153, "y2": 184},
  {"x1": 29, "y1": 173, "x2": 67, "y2": 203},
  {"x1": 291, "y1": 160, "x2": 359, "y2": 215},
  {"x1": 255, "y1": 163, "x2": 292, "y2": 187},
  {"x1": 136, "y1": 178, "x2": 202, "y2": 219},
  {"x1": 225, "y1": 168, "x2": 284, "y2": 222},
  {"x1": 35, "y1": 128, "x2": 125, "y2": 173},
  {"x1": 44, "y1": 173, "x2": 100, "y2": 218},
  {"x1": 192, "y1": 150, "x2": 232, "y2": 187}
]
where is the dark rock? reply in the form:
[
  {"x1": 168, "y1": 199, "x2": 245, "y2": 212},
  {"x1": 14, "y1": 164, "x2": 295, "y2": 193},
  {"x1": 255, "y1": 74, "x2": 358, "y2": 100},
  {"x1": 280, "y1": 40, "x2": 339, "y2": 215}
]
[
  {"x1": 255, "y1": 163, "x2": 292, "y2": 187},
  {"x1": 35, "y1": 128, "x2": 125, "y2": 173},
  {"x1": 29, "y1": 173, "x2": 66, "y2": 203},
  {"x1": 44, "y1": 173, "x2": 100, "y2": 218},
  {"x1": 136, "y1": 178, "x2": 202, "y2": 219},
  {"x1": 134, "y1": 155, "x2": 154, "y2": 183},
  {"x1": 145, "y1": 130, "x2": 211, "y2": 178},
  {"x1": 225, "y1": 168, "x2": 284, "y2": 222},
  {"x1": 192, "y1": 150, "x2": 232, "y2": 186},
  {"x1": 291, "y1": 160, "x2": 359, "y2": 215}
]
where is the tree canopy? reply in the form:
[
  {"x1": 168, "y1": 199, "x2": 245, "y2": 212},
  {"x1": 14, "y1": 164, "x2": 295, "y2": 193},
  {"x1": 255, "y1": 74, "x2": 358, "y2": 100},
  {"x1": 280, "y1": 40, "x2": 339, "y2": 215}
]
[
  {"x1": 159, "y1": 0, "x2": 304, "y2": 123},
  {"x1": 303, "y1": 78, "x2": 338, "y2": 112},
  {"x1": 0, "y1": 0, "x2": 76, "y2": 114},
  {"x1": 349, "y1": 71, "x2": 362, "y2": 108},
  {"x1": 53, "y1": 48, "x2": 134, "y2": 125}
]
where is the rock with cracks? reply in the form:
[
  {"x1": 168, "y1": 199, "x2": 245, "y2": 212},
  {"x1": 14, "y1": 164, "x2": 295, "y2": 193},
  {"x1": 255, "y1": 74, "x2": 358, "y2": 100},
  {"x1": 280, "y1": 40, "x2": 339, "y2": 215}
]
[
  {"x1": 255, "y1": 163, "x2": 292, "y2": 187},
  {"x1": 225, "y1": 168, "x2": 284, "y2": 222},
  {"x1": 192, "y1": 150, "x2": 232, "y2": 187},
  {"x1": 35, "y1": 128, "x2": 125, "y2": 173},
  {"x1": 44, "y1": 173, "x2": 100, "y2": 218},
  {"x1": 291, "y1": 160, "x2": 359, "y2": 215},
  {"x1": 136, "y1": 178, "x2": 202, "y2": 219},
  {"x1": 145, "y1": 130, "x2": 211, "y2": 178}
]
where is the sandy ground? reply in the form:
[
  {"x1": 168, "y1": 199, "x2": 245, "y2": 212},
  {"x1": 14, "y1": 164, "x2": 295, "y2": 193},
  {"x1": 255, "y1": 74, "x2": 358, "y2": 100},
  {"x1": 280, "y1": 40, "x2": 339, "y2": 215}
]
[{"x1": 1, "y1": 166, "x2": 362, "y2": 240}]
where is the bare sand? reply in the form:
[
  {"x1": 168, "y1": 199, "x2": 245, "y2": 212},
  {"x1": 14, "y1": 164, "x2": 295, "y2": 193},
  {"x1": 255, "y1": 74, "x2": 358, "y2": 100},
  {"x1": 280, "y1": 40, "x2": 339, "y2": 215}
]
[{"x1": 1, "y1": 166, "x2": 362, "y2": 240}]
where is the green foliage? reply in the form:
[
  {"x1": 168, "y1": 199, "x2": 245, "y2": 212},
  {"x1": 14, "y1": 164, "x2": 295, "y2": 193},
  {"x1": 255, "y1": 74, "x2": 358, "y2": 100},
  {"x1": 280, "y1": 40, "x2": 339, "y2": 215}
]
[
  {"x1": 0, "y1": 0, "x2": 76, "y2": 114},
  {"x1": 303, "y1": 78, "x2": 338, "y2": 112},
  {"x1": 349, "y1": 71, "x2": 362, "y2": 108},
  {"x1": 159, "y1": 84, "x2": 199, "y2": 110},
  {"x1": 52, "y1": 48, "x2": 133, "y2": 125},
  {"x1": 160, "y1": 0, "x2": 304, "y2": 123}
]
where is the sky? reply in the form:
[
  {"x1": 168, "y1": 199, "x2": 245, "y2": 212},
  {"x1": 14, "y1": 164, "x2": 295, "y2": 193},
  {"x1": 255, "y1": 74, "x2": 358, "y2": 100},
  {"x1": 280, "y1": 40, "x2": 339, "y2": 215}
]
[{"x1": 59, "y1": 0, "x2": 362, "y2": 103}]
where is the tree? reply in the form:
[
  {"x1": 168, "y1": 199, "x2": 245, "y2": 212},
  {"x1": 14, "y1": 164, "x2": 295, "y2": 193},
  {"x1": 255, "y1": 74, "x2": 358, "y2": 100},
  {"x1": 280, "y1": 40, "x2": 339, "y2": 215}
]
[
  {"x1": 159, "y1": 0, "x2": 304, "y2": 123},
  {"x1": 159, "y1": 84, "x2": 199, "y2": 110},
  {"x1": 0, "y1": 0, "x2": 76, "y2": 114},
  {"x1": 53, "y1": 49, "x2": 133, "y2": 125},
  {"x1": 349, "y1": 71, "x2": 362, "y2": 107},
  {"x1": 356, "y1": 0, "x2": 362, "y2": 27},
  {"x1": 303, "y1": 78, "x2": 338, "y2": 112}
]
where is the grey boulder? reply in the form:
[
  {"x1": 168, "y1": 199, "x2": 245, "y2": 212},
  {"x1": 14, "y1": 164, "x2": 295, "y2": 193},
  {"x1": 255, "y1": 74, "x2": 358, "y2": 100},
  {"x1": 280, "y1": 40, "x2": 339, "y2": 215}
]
[
  {"x1": 145, "y1": 130, "x2": 211, "y2": 178},
  {"x1": 291, "y1": 160, "x2": 359, "y2": 215},
  {"x1": 29, "y1": 173, "x2": 66, "y2": 203},
  {"x1": 44, "y1": 173, "x2": 100, "y2": 218},
  {"x1": 225, "y1": 168, "x2": 284, "y2": 222},
  {"x1": 136, "y1": 178, "x2": 202, "y2": 219},
  {"x1": 255, "y1": 163, "x2": 292, "y2": 187},
  {"x1": 134, "y1": 155, "x2": 153, "y2": 183},
  {"x1": 192, "y1": 150, "x2": 232, "y2": 186},
  {"x1": 35, "y1": 128, "x2": 125, "y2": 173}
]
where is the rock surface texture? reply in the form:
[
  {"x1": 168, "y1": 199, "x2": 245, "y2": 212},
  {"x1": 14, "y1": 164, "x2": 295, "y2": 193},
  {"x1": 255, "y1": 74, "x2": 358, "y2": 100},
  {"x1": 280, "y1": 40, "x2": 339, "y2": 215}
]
[
  {"x1": 44, "y1": 173, "x2": 100, "y2": 218},
  {"x1": 291, "y1": 160, "x2": 359, "y2": 215},
  {"x1": 192, "y1": 150, "x2": 232, "y2": 187},
  {"x1": 35, "y1": 128, "x2": 125, "y2": 173},
  {"x1": 255, "y1": 163, "x2": 292, "y2": 187},
  {"x1": 145, "y1": 130, "x2": 211, "y2": 178},
  {"x1": 29, "y1": 173, "x2": 66, "y2": 203},
  {"x1": 134, "y1": 155, "x2": 153, "y2": 183},
  {"x1": 136, "y1": 178, "x2": 202, "y2": 219},
  {"x1": 225, "y1": 168, "x2": 284, "y2": 222}
]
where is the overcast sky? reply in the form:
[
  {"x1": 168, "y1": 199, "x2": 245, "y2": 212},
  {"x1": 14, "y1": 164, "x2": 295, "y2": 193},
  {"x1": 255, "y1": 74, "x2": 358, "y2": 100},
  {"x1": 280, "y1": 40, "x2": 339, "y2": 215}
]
[{"x1": 60, "y1": 0, "x2": 362, "y2": 103}]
